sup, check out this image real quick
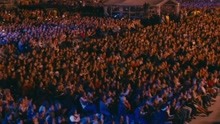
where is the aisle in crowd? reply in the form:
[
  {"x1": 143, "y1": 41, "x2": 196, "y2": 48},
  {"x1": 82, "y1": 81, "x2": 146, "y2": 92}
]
[{"x1": 190, "y1": 93, "x2": 220, "y2": 124}]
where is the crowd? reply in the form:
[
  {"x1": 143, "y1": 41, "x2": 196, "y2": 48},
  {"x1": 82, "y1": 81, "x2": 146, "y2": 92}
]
[
  {"x1": 17, "y1": 0, "x2": 77, "y2": 6},
  {"x1": 16, "y1": 0, "x2": 105, "y2": 7},
  {"x1": 177, "y1": 0, "x2": 220, "y2": 8},
  {"x1": 0, "y1": 1, "x2": 220, "y2": 124}
]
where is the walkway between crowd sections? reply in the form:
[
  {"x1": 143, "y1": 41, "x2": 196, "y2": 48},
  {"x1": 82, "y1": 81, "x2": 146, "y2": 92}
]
[{"x1": 190, "y1": 93, "x2": 220, "y2": 124}]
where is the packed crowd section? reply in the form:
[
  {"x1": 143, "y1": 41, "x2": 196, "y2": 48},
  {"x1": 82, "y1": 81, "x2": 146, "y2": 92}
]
[
  {"x1": 17, "y1": 0, "x2": 78, "y2": 6},
  {"x1": 177, "y1": 0, "x2": 220, "y2": 8},
  {"x1": 16, "y1": 0, "x2": 105, "y2": 6},
  {"x1": 0, "y1": 1, "x2": 220, "y2": 124}
]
